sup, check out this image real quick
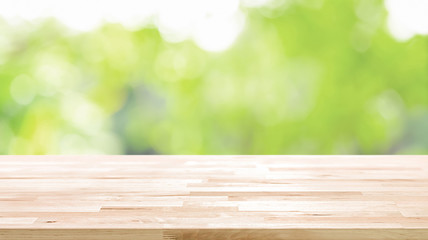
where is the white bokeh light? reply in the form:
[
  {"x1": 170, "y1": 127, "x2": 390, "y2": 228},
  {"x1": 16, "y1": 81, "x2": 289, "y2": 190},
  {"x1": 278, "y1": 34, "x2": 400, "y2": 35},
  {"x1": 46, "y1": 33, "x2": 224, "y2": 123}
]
[
  {"x1": 385, "y1": 0, "x2": 428, "y2": 41},
  {"x1": 193, "y1": 11, "x2": 245, "y2": 52},
  {"x1": 0, "y1": 0, "x2": 258, "y2": 52}
]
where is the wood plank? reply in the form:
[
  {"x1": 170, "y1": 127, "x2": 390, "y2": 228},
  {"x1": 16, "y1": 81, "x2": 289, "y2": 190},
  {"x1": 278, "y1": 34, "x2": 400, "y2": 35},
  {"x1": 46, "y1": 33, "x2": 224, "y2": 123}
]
[{"x1": 0, "y1": 155, "x2": 427, "y2": 239}]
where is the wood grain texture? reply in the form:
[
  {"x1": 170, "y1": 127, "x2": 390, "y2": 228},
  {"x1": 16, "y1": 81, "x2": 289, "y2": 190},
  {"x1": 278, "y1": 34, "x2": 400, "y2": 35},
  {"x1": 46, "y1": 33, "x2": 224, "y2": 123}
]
[{"x1": 0, "y1": 155, "x2": 427, "y2": 239}]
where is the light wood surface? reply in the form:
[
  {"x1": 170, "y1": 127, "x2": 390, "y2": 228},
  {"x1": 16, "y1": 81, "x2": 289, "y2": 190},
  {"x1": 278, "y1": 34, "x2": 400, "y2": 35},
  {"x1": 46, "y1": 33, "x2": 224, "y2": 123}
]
[{"x1": 0, "y1": 155, "x2": 427, "y2": 239}]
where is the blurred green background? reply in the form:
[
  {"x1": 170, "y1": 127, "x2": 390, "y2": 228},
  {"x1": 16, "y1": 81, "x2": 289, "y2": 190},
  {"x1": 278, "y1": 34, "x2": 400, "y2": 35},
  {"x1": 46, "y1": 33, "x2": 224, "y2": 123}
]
[{"x1": 0, "y1": 0, "x2": 427, "y2": 154}]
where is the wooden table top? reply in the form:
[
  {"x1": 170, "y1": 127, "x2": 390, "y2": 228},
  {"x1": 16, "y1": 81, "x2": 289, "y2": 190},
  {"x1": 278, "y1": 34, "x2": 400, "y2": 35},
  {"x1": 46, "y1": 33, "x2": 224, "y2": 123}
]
[{"x1": 1, "y1": 155, "x2": 428, "y2": 240}]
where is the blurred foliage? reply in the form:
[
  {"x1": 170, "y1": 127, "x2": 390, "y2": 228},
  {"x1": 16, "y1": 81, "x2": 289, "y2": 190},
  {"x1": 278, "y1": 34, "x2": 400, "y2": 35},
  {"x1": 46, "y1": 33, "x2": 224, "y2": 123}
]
[{"x1": 0, "y1": 0, "x2": 427, "y2": 154}]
